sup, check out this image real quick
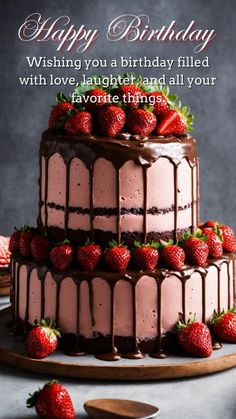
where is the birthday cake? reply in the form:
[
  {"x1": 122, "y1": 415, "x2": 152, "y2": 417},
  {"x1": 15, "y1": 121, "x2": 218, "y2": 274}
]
[{"x1": 10, "y1": 76, "x2": 236, "y2": 360}]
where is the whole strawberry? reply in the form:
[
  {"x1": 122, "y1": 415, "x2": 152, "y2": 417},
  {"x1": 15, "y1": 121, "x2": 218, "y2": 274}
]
[
  {"x1": 84, "y1": 88, "x2": 109, "y2": 113},
  {"x1": 159, "y1": 240, "x2": 185, "y2": 270},
  {"x1": 49, "y1": 101, "x2": 74, "y2": 128},
  {"x1": 117, "y1": 84, "x2": 143, "y2": 109},
  {"x1": 204, "y1": 220, "x2": 219, "y2": 229},
  {"x1": 147, "y1": 91, "x2": 170, "y2": 116},
  {"x1": 31, "y1": 235, "x2": 51, "y2": 263},
  {"x1": 133, "y1": 241, "x2": 159, "y2": 270},
  {"x1": 200, "y1": 227, "x2": 223, "y2": 258},
  {"x1": 98, "y1": 105, "x2": 126, "y2": 137},
  {"x1": 126, "y1": 108, "x2": 157, "y2": 136},
  {"x1": 64, "y1": 110, "x2": 92, "y2": 135},
  {"x1": 219, "y1": 224, "x2": 236, "y2": 252},
  {"x1": 19, "y1": 226, "x2": 34, "y2": 258},
  {"x1": 181, "y1": 229, "x2": 209, "y2": 267},
  {"x1": 177, "y1": 319, "x2": 213, "y2": 357},
  {"x1": 27, "y1": 318, "x2": 60, "y2": 359},
  {"x1": 27, "y1": 380, "x2": 75, "y2": 418},
  {"x1": 77, "y1": 241, "x2": 102, "y2": 271},
  {"x1": 104, "y1": 240, "x2": 130, "y2": 272},
  {"x1": 50, "y1": 241, "x2": 74, "y2": 270},
  {"x1": 157, "y1": 105, "x2": 193, "y2": 136},
  {"x1": 211, "y1": 309, "x2": 236, "y2": 343},
  {"x1": 9, "y1": 229, "x2": 20, "y2": 253}
]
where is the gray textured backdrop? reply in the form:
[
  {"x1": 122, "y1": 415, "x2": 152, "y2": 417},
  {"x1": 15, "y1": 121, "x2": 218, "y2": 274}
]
[{"x1": 0, "y1": 0, "x2": 235, "y2": 235}]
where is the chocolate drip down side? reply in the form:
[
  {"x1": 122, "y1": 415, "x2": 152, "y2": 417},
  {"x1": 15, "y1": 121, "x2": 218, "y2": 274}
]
[{"x1": 11, "y1": 254, "x2": 236, "y2": 359}]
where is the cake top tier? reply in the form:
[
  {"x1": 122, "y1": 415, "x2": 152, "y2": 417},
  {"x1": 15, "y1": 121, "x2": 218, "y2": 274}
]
[{"x1": 41, "y1": 130, "x2": 197, "y2": 168}]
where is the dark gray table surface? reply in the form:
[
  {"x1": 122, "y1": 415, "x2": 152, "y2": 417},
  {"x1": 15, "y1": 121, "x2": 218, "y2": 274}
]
[{"x1": 0, "y1": 296, "x2": 235, "y2": 419}]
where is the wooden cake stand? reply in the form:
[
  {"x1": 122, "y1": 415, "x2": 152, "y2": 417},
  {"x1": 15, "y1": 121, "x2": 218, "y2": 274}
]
[{"x1": 1, "y1": 307, "x2": 236, "y2": 381}]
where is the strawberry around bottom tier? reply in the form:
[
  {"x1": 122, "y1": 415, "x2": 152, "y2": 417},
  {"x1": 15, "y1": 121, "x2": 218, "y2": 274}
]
[{"x1": 11, "y1": 254, "x2": 235, "y2": 359}]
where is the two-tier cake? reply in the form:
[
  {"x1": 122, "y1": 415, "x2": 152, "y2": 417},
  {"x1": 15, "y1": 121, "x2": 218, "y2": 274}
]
[{"x1": 9, "y1": 76, "x2": 236, "y2": 360}]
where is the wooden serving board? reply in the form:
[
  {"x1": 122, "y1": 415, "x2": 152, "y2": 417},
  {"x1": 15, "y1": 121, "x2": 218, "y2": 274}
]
[{"x1": 1, "y1": 307, "x2": 236, "y2": 381}]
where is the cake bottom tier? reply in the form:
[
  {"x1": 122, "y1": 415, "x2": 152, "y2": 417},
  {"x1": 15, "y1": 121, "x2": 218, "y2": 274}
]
[{"x1": 11, "y1": 255, "x2": 235, "y2": 359}]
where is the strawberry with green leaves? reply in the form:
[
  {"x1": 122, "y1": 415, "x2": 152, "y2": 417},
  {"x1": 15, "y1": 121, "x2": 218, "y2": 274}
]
[
  {"x1": 211, "y1": 309, "x2": 236, "y2": 343},
  {"x1": 31, "y1": 235, "x2": 51, "y2": 263},
  {"x1": 181, "y1": 229, "x2": 209, "y2": 267},
  {"x1": 27, "y1": 318, "x2": 60, "y2": 359},
  {"x1": 159, "y1": 240, "x2": 185, "y2": 270},
  {"x1": 49, "y1": 92, "x2": 74, "y2": 128},
  {"x1": 177, "y1": 318, "x2": 213, "y2": 357},
  {"x1": 117, "y1": 84, "x2": 143, "y2": 109},
  {"x1": 77, "y1": 240, "x2": 102, "y2": 271},
  {"x1": 133, "y1": 241, "x2": 159, "y2": 270},
  {"x1": 19, "y1": 226, "x2": 34, "y2": 258},
  {"x1": 200, "y1": 227, "x2": 223, "y2": 258},
  {"x1": 84, "y1": 88, "x2": 109, "y2": 113},
  {"x1": 156, "y1": 103, "x2": 194, "y2": 136},
  {"x1": 65, "y1": 109, "x2": 93, "y2": 135},
  {"x1": 204, "y1": 221, "x2": 236, "y2": 252},
  {"x1": 27, "y1": 380, "x2": 75, "y2": 418},
  {"x1": 146, "y1": 85, "x2": 178, "y2": 117},
  {"x1": 98, "y1": 105, "x2": 126, "y2": 137},
  {"x1": 105, "y1": 240, "x2": 131, "y2": 272},
  {"x1": 50, "y1": 240, "x2": 74, "y2": 270},
  {"x1": 126, "y1": 108, "x2": 157, "y2": 136}
]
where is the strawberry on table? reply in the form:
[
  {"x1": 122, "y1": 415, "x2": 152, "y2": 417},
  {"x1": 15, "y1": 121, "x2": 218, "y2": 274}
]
[
  {"x1": 84, "y1": 88, "x2": 110, "y2": 113},
  {"x1": 31, "y1": 235, "x2": 51, "y2": 263},
  {"x1": 27, "y1": 318, "x2": 60, "y2": 359},
  {"x1": 156, "y1": 105, "x2": 194, "y2": 136},
  {"x1": 50, "y1": 240, "x2": 74, "y2": 270},
  {"x1": 133, "y1": 241, "x2": 159, "y2": 270},
  {"x1": 98, "y1": 105, "x2": 126, "y2": 137},
  {"x1": 104, "y1": 240, "x2": 131, "y2": 272},
  {"x1": 9, "y1": 229, "x2": 21, "y2": 253},
  {"x1": 159, "y1": 240, "x2": 185, "y2": 270},
  {"x1": 27, "y1": 380, "x2": 75, "y2": 418},
  {"x1": 200, "y1": 227, "x2": 223, "y2": 258},
  {"x1": 177, "y1": 318, "x2": 213, "y2": 357},
  {"x1": 126, "y1": 108, "x2": 157, "y2": 136},
  {"x1": 117, "y1": 84, "x2": 143, "y2": 109},
  {"x1": 19, "y1": 226, "x2": 34, "y2": 258},
  {"x1": 77, "y1": 240, "x2": 102, "y2": 271},
  {"x1": 181, "y1": 229, "x2": 209, "y2": 267},
  {"x1": 211, "y1": 309, "x2": 236, "y2": 343},
  {"x1": 64, "y1": 109, "x2": 93, "y2": 135},
  {"x1": 49, "y1": 93, "x2": 75, "y2": 128}
]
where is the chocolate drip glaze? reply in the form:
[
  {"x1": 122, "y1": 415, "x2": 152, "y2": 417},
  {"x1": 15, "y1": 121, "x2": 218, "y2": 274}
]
[
  {"x1": 11, "y1": 253, "x2": 236, "y2": 359},
  {"x1": 39, "y1": 130, "x2": 199, "y2": 244}
]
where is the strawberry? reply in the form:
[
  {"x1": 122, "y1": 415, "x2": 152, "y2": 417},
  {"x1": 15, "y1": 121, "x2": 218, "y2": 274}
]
[
  {"x1": 200, "y1": 227, "x2": 223, "y2": 258},
  {"x1": 84, "y1": 88, "x2": 109, "y2": 113},
  {"x1": 181, "y1": 229, "x2": 209, "y2": 267},
  {"x1": 64, "y1": 110, "x2": 92, "y2": 135},
  {"x1": 49, "y1": 102, "x2": 74, "y2": 128},
  {"x1": 26, "y1": 318, "x2": 60, "y2": 359},
  {"x1": 133, "y1": 241, "x2": 159, "y2": 270},
  {"x1": 147, "y1": 91, "x2": 170, "y2": 116},
  {"x1": 219, "y1": 225, "x2": 236, "y2": 252},
  {"x1": 204, "y1": 220, "x2": 219, "y2": 228},
  {"x1": 157, "y1": 105, "x2": 194, "y2": 136},
  {"x1": 50, "y1": 241, "x2": 74, "y2": 270},
  {"x1": 104, "y1": 240, "x2": 131, "y2": 272},
  {"x1": 9, "y1": 229, "x2": 20, "y2": 253},
  {"x1": 19, "y1": 226, "x2": 34, "y2": 258},
  {"x1": 77, "y1": 241, "x2": 102, "y2": 271},
  {"x1": 177, "y1": 318, "x2": 213, "y2": 357},
  {"x1": 27, "y1": 380, "x2": 75, "y2": 418},
  {"x1": 126, "y1": 108, "x2": 157, "y2": 136},
  {"x1": 117, "y1": 84, "x2": 143, "y2": 109},
  {"x1": 98, "y1": 105, "x2": 126, "y2": 137},
  {"x1": 159, "y1": 240, "x2": 185, "y2": 270},
  {"x1": 31, "y1": 235, "x2": 51, "y2": 263},
  {"x1": 211, "y1": 309, "x2": 236, "y2": 343}
]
